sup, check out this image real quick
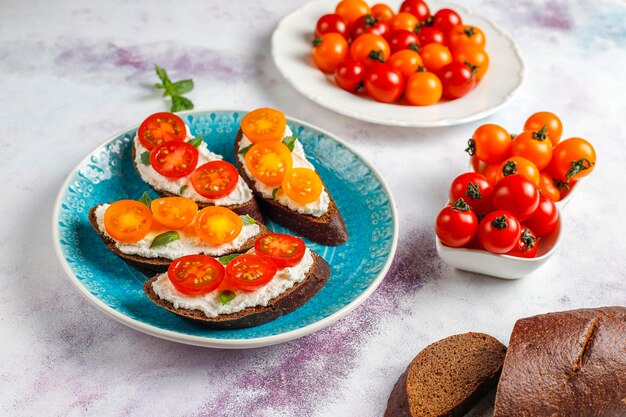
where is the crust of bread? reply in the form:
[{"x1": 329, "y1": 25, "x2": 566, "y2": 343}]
[
  {"x1": 131, "y1": 143, "x2": 264, "y2": 222},
  {"x1": 143, "y1": 251, "x2": 331, "y2": 329},
  {"x1": 88, "y1": 205, "x2": 269, "y2": 274},
  {"x1": 234, "y1": 129, "x2": 348, "y2": 246}
]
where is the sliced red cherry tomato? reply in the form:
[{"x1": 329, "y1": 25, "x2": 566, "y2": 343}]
[
  {"x1": 364, "y1": 63, "x2": 404, "y2": 103},
  {"x1": 315, "y1": 13, "x2": 349, "y2": 38},
  {"x1": 524, "y1": 195, "x2": 558, "y2": 237},
  {"x1": 478, "y1": 210, "x2": 521, "y2": 254},
  {"x1": 151, "y1": 197, "x2": 198, "y2": 230},
  {"x1": 449, "y1": 172, "x2": 493, "y2": 216},
  {"x1": 416, "y1": 27, "x2": 445, "y2": 46},
  {"x1": 190, "y1": 161, "x2": 239, "y2": 199},
  {"x1": 439, "y1": 61, "x2": 476, "y2": 99},
  {"x1": 335, "y1": 59, "x2": 366, "y2": 93},
  {"x1": 255, "y1": 233, "x2": 306, "y2": 268},
  {"x1": 387, "y1": 29, "x2": 420, "y2": 54},
  {"x1": 492, "y1": 174, "x2": 540, "y2": 221},
  {"x1": 137, "y1": 112, "x2": 186, "y2": 151},
  {"x1": 507, "y1": 228, "x2": 538, "y2": 258},
  {"x1": 435, "y1": 198, "x2": 478, "y2": 248},
  {"x1": 226, "y1": 254, "x2": 278, "y2": 291},
  {"x1": 168, "y1": 255, "x2": 225, "y2": 296},
  {"x1": 150, "y1": 141, "x2": 199, "y2": 178},
  {"x1": 432, "y1": 8, "x2": 462, "y2": 34},
  {"x1": 399, "y1": 0, "x2": 430, "y2": 22},
  {"x1": 351, "y1": 14, "x2": 390, "y2": 39},
  {"x1": 103, "y1": 200, "x2": 153, "y2": 243}
]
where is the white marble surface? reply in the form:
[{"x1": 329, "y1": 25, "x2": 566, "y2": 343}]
[{"x1": 1, "y1": 0, "x2": 625, "y2": 416}]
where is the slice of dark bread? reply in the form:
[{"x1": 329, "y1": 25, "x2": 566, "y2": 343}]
[
  {"x1": 143, "y1": 251, "x2": 331, "y2": 329},
  {"x1": 385, "y1": 332, "x2": 507, "y2": 417},
  {"x1": 234, "y1": 129, "x2": 348, "y2": 246},
  {"x1": 494, "y1": 307, "x2": 626, "y2": 417},
  {"x1": 88, "y1": 205, "x2": 269, "y2": 274},
  {"x1": 131, "y1": 144, "x2": 264, "y2": 222}
]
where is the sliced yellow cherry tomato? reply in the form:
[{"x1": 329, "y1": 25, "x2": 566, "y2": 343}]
[
  {"x1": 281, "y1": 168, "x2": 323, "y2": 204},
  {"x1": 150, "y1": 197, "x2": 198, "y2": 230},
  {"x1": 240, "y1": 108, "x2": 287, "y2": 143},
  {"x1": 103, "y1": 200, "x2": 152, "y2": 243},
  {"x1": 194, "y1": 206, "x2": 243, "y2": 245},
  {"x1": 244, "y1": 142, "x2": 293, "y2": 186}
]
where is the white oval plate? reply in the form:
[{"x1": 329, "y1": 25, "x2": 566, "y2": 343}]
[{"x1": 272, "y1": 0, "x2": 525, "y2": 127}]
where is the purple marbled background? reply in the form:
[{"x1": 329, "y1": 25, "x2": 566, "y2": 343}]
[{"x1": 1, "y1": 0, "x2": 625, "y2": 416}]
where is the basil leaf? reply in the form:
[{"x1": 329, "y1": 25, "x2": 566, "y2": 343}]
[
  {"x1": 179, "y1": 185, "x2": 187, "y2": 195},
  {"x1": 238, "y1": 144, "x2": 252, "y2": 155},
  {"x1": 239, "y1": 215, "x2": 256, "y2": 225},
  {"x1": 137, "y1": 192, "x2": 152, "y2": 208},
  {"x1": 153, "y1": 83, "x2": 164, "y2": 89},
  {"x1": 218, "y1": 253, "x2": 241, "y2": 265},
  {"x1": 218, "y1": 290, "x2": 236, "y2": 305},
  {"x1": 171, "y1": 95, "x2": 194, "y2": 112},
  {"x1": 169, "y1": 79, "x2": 194, "y2": 95},
  {"x1": 272, "y1": 187, "x2": 281, "y2": 199},
  {"x1": 282, "y1": 136, "x2": 297, "y2": 151},
  {"x1": 140, "y1": 151, "x2": 151, "y2": 166},
  {"x1": 150, "y1": 231, "x2": 180, "y2": 248},
  {"x1": 188, "y1": 135, "x2": 204, "y2": 147},
  {"x1": 154, "y1": 64, "x2": 170, "y2": 85}
]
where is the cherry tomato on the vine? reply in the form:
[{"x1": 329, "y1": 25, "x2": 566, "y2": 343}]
[
  {"x1": 364, "y1": 63, "x2": 405, "y2": 103},
  {"x1": 524, "y1": 194, "x2": 558, "y2": 237},
  {"x1": 439, "y1": 61, "x2": 476, "y2": 99},
  {"x1": 449, "y1": 172, "x2": 493, "y2": 215},
  {"x1": 432, "y1": 8, "x2": 462, "y2": 34},
  {"x1": 435, "y1": 198, "x2": 478, "y2": 248},
  {"x1": 478, "y1": 210, "x2": 521, "y2": 254},
  {"x1": 507, "y1": 228, "x2": 538, "y2": 258},
  {"x1": 492, "y1": 174, "x2": 540, "y2": 221},
  {"x1": 315, "y1": 14, "x2": 349, "y2": 38},
  {"x1": 404, "y1": 70, "x2": 442, "y2": 105},
  {"x1": 312, "y1": 33, "x2": 349, "y2": 73},
  {"x1": 334, "y1": 59, "x2": 366, "y2": 93}
]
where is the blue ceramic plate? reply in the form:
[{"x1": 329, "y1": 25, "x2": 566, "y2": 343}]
[{"x1": 53, "y1": 110, "x2": 398, "y2": 348}]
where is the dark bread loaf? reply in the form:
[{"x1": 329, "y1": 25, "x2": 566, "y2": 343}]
[
  {"x1": 143, "y1": 251, "x2": 331, "y2": 329},
  {"x1": 131, "y1": 144, "x2": 264, "y2": 222},
  {"x1": 494, "y1": 306, "x2": 626, "y2": 417},
  {"x1": 88, "y1": 205, "x2": 269, "y2": 274},
  {"x1": 234, "y1": 129, "x2": 348, "y2": 246},
  {"x1": 385, "y1": 332, "x2": 507, "y2": 417}
]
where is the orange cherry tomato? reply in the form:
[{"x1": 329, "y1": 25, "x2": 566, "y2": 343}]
[
  {"x1": 103, "y1": 200, "x2": 152, "y2": 243},
  {"x1": 226, "y1": 254, "x2": 278, "y2": 291},
  {"x1": 389, "y1": 12, "x2": 419, "y2": 32},
  {"x1": 349, "y1": 33, "x2": 390, "y2": 67},
  {"x1": 448, "y1": 25, "x2": 486, "y2": 51},
  {"x1": 538, "y1": 172, "x2": 561, "y2": 202},
  {"x1": 496, "y1": 156, "x2": 540, "y2": 186},
  {"x1": 524, "y1": 112, "x2": 563, "y2": 146},
  {"x1": 470, "y1": 124, "x2": 512, "y2": 164},
  {"x1": 388, "y1": 49, "x2": 423, "y2": 79},
  {"x1": 240, "y1": 108, "x2": 287, "y2": 143},
  {"x1": 335, "y1": 0, "x2": 371, "y2": 25},
  {"x1": 168, "y1": 255, "x2": 225, "y2": 296},
  {"x1": 312, "y1": 33, "x2": 349, "y2": 73},
  {"x1": 150, "y1": 197, "x2": 198, "y2": 230},
  {"x1": 281, "y1": 167, "x2": 323, "y2": 204},
  {"x1": 550, "y1": 137, "x2": 596, "y2": 181},
  {"x1": 484, "y1": 164, "x2": 500, "y2": 186},
  {"x1": 404, "y1": 71, "x2": 442, "y2": 106},
  {"x1": 254, "y1": 233, "x2": 306, "y2": 268},
  {"x1": 511, "y1": 129, "x2": 554, "y2": 171},
  {"x1": 137, "y1": 112, "x2": 186, "y2": 151},
  {"x1": 190, "y1": 161, "x2": 239, "y2": 199},
  {"x1": 244, "y1": 142, "x2": 293, "y2": 186},
  {"x1": 420, "y1": 43, "x2": 452, "y2": 72},
  {"x1": 371, "y1": 3, "x2": 394, "y2": 21},
  {"x1": 194, "y1": 206, "x2": 243, "y2": 245},
  {"x1": 452, "y1": 45, "x2": 489, "y2": 81}
]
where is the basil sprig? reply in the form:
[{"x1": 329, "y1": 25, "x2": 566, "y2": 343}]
[{"x1": 153, "y1": 65, "x2": 194, "y2": 112}]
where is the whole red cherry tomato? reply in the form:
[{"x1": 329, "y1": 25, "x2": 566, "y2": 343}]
[
  {"x1": 524, "y1": 195, "x2": 558, "y2": 237},
  {"x1": 315, "y1": 14, "x2": 349, "y2": 38},
  {"x1": 507, "y1": 228, "x2": 538, "y2": 258},
  {"x1": 433, "y1": 8, "x2": 462, "y2": 34},
  {"x1": 399, "y1": 0, "x2": 430, "y2": 22},
  {"x1": 334, "y1": 59, "x2": 366, "y2": 93},
  {"x1": 387, "y1": 29, "x2": 420, "y2": 53},
  {"x1": 478, "y1": 210, "x2": 521, "y2": 254},
  {"x1": 439, "y1": 61, "x2": 476, "y2": 99},
  {"x1": 449, "y1": 172, "x2": 493, "y2": 216},
  {"x1": 364, "y1": 63, "x2": 405, "y2": 103},
  {"x1": 435, "y1": 198, "x2": 478, "y2": 248},
  {"x1": 351, "y1": 14, "x2": 390, "y2": 39},
  {"x1": 492, "y1": 174, "x2": 540, "y2": 221},
  {"x1": 416, "y1": 27, "x2": 445, "y2": 46}
]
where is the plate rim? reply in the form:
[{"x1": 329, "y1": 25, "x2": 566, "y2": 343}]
[
  {"x1": 52, "y1": 108, "x2": 399, "y2": 349},
  {"x1": 271, "y1": 0, "x2": 526, "y2": 128}
]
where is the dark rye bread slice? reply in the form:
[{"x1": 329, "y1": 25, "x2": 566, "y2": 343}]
[
  {"x1": 131, "y1": 143, "x2": 264, "y2": 222},
  {"x1": 234, "y1": 129, "x2": 348, "y2": 246},
  {"x1": 494, "y1": 307, "x2": 626, "y2": 417},
  {"x1": 143, "y1": 251, "x2": 331, "y2": 329},
  {"x1": 385, "y1": 332, "x2": 507, "y2": 417},
  {"x1": 88, "y1": 205, "x2": 269, "y2": 274}
]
